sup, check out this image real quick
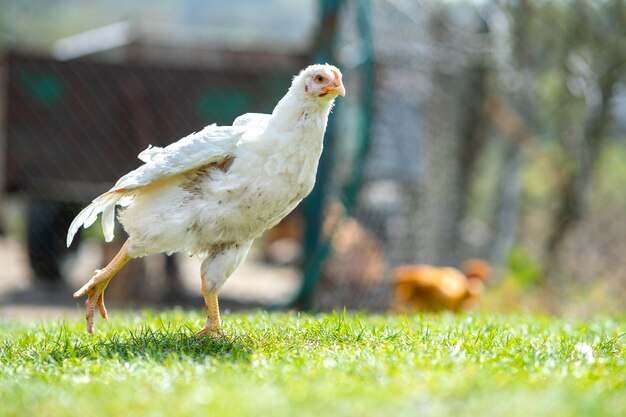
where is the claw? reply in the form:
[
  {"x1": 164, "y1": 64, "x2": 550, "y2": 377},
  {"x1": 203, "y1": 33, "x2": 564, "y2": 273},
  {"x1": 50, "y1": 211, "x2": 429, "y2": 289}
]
[
  {"x1": 85, "y1": 298, "x2": 96, "y2": 334},
  {"x1": 97, "y1": 293, "x2": 108, "y2": 320}
]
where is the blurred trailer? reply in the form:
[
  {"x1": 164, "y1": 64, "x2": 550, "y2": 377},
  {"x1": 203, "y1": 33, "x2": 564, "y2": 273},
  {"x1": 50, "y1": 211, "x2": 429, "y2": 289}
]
[{"x1": 4, "y1": 51, "x2": 305, "y2": 200}]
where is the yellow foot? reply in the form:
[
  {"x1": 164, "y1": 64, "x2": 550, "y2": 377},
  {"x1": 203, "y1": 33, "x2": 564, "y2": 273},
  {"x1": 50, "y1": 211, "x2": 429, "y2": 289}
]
[
  {"x1": 73, "y1": 269, "x2": 112, "y2": 334},
  {"x1": 73, "y1": 240, "x2": 131, "y2": 334},
  {"x1": 196, "y1": 325, "x2": 223, "y2": 338}
]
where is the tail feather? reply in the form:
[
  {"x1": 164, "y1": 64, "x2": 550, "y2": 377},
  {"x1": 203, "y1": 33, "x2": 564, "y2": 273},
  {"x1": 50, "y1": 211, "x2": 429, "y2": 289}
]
[
  {"x1": 66, "y1": 193, "x2": 120, "y2": 247},
  {"x1": 101, "y1": 203, "x2": 116, "y2": 242}
]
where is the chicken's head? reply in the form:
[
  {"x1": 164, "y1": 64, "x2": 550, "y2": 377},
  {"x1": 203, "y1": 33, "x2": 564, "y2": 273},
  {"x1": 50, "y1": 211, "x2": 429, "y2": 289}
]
[{"x1": 296, "y1": 64, "x2": 346, "y2": 100}]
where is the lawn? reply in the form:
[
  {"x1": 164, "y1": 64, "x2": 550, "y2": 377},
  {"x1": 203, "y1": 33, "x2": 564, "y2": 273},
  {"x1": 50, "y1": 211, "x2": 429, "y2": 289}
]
[{"x1": 1, "y1": 310, "x2": 624, "y2": 417}]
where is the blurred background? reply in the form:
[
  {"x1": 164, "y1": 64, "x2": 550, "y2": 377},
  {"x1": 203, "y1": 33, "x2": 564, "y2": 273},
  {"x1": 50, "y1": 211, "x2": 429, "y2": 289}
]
[{"x1": 0, "y1": 0, "x2": 625, "y2": 318}]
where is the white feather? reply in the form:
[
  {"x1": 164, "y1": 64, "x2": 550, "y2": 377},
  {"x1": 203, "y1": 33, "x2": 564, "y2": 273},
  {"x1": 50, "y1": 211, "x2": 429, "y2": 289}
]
[
  {"x1": 137, "y1": 145, "x2": 164, "y2": 163},
  {"x1": 101, "y1": 203, "x2": 116, "y2": 242},
  {"x1": 112, "y1": 124, "x2": 242, "y2": 193},
  {"x1": 66, "y1": 195, "x2": 114, "y2": 246},
  {"x1": 233, "y1": 113, "x2": 271, "y2": 129},
  {"x1": 66, "y1": 125, "x2": 244, "y2": 247}
]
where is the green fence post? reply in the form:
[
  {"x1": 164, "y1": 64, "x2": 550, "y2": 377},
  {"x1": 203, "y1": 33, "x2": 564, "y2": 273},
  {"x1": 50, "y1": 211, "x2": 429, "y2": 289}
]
[{"x1": 287, "y1": 0, "x2": 375, "y2": 310}]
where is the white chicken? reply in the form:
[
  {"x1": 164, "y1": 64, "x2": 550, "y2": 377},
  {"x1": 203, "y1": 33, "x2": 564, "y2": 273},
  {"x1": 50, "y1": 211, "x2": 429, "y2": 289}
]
[{"x1": 67, "y1": 64, "x2": 345, "y2": 335}]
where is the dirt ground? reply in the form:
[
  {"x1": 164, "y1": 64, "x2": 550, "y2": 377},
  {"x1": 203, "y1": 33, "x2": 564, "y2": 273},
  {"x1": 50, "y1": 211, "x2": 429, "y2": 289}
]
[{"x1": 0, "y1": 237, "x2": 299, "y2": 320}]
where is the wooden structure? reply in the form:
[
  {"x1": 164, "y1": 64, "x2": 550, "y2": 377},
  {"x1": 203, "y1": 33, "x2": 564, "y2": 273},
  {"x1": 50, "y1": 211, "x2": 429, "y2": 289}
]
[{"x1": 4, "y1": 51, "x2": 305, "y2": 201}]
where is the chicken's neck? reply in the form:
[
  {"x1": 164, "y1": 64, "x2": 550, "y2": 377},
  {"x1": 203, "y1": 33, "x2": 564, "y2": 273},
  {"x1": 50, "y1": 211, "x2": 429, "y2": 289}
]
[
  {"x1": 267, "y1": 88, "x2": 335, "y2": 133},
  {"x1": 260, "y1": 87, "x2": 335, "y2": 196}
]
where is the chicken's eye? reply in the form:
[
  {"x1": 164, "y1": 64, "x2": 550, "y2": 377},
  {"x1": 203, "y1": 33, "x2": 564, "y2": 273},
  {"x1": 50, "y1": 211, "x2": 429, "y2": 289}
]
[{"x1": 314, "y1": 75, "x2": 325, "y2": 83}]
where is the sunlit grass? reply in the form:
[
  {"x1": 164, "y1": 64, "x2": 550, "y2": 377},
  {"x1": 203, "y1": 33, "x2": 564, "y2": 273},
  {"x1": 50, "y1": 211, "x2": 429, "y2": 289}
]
[{"x1": 1, "y1": 310, "x2": 624, "y2": 417}]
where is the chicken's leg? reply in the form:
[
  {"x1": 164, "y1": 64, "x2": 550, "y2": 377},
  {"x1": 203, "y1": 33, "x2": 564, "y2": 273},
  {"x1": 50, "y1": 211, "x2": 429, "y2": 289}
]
[
  {"x1": 73, "y1": 239, "x2": 132, "y2": 333},
  {"x1": 196, "y1": 280, "x2": 222, "y2": 337}
]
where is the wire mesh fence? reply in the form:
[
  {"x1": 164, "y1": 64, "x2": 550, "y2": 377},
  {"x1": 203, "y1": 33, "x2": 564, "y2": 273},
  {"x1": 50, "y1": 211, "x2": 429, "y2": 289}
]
[
  {"x1": 1, "y1": 0, "x2": 625, "y2": 314},
  {"x1": 315, "y1": 0, "x2": 626, "y2": 313}
]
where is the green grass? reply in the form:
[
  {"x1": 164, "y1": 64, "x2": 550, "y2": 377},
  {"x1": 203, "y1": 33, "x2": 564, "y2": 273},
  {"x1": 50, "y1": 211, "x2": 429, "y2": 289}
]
[{"x1": 1, "y1": 310, "x2": 624, "y2": 417}]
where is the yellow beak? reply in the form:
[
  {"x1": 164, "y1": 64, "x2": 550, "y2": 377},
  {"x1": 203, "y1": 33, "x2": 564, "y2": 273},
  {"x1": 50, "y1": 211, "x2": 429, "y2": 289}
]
[{"x1": 322, "y1": 82, "x2": 346, "y2": 97}]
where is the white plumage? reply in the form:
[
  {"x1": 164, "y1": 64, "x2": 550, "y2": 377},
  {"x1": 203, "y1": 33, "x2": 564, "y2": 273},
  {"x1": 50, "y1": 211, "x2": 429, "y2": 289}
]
[{"x1": 67, "y1": 64, "x2": 346, "y2": 335}]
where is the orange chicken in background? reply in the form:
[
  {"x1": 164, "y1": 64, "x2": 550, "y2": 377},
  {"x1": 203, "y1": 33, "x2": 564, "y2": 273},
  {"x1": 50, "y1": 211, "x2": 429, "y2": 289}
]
[{"x1": 392, "y1": 259, "x2": 490, "y2": 312}]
